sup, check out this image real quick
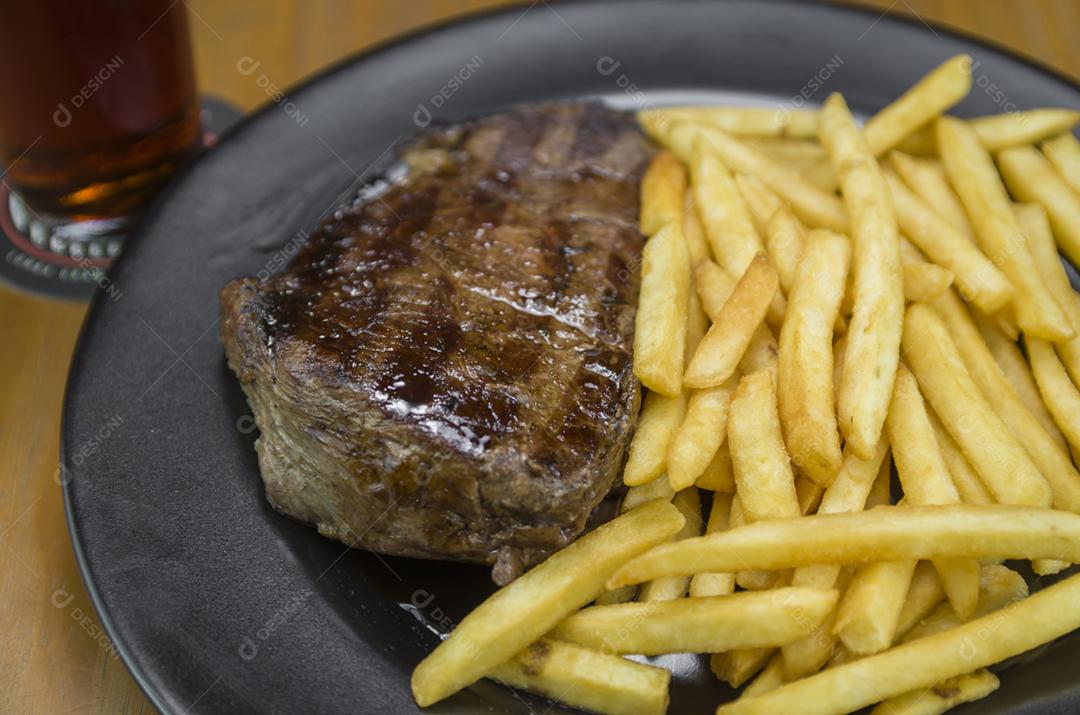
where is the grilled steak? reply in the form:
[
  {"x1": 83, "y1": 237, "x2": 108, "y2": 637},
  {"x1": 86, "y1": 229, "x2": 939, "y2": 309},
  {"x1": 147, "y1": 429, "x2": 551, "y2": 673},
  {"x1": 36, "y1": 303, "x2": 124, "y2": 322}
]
[{"x1": 219, "y1": 103, "x2": 652, "y2": 584}]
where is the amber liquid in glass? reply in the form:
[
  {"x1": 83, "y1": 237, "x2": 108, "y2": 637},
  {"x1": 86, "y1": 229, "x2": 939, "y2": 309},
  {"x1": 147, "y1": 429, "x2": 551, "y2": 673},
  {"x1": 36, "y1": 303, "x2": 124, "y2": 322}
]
[{"x1": 0, "y1": 0, "x2": 200, "y2": 223}]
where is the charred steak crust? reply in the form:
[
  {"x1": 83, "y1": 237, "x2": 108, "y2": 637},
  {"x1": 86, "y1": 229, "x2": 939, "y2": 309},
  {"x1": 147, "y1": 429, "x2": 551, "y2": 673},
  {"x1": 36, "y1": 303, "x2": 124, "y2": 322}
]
[{"x1": 220, "y1": 103, "x2": 653, "y2": 584}]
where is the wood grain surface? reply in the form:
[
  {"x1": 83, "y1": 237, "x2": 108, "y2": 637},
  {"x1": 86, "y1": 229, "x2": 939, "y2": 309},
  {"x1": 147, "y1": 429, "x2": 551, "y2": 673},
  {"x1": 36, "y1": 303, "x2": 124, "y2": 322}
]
[{"x1": 0, "y1": 1, "x2": 1075, "y2": 712}]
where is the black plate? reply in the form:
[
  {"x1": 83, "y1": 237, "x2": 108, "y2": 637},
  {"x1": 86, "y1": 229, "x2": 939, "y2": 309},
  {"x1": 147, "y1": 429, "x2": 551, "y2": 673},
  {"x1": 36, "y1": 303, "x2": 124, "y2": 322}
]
[{"x1": 62, "y1": 1, "x2": 1080, "y2": 713}]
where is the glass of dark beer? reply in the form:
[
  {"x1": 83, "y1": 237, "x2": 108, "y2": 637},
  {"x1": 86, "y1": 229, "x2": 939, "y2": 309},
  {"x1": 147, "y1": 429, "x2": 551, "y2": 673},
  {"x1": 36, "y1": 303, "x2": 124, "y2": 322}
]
[{"x1": 0, "y1": 0, "x2": 201, "y2": 260}]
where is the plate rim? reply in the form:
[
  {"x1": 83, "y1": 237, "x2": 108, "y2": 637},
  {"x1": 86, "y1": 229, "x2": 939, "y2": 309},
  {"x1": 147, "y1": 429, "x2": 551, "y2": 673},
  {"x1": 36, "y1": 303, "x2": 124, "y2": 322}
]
[{"x1": 60, "y1": 1, "x2": 1080, "y2": 713}]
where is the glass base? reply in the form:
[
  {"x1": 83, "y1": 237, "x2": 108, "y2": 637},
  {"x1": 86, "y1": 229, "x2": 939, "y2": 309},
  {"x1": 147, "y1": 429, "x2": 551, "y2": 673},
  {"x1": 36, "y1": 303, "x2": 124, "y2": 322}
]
[{"x1": 7, "y1": 190, "x2": 126, "y2": 261}]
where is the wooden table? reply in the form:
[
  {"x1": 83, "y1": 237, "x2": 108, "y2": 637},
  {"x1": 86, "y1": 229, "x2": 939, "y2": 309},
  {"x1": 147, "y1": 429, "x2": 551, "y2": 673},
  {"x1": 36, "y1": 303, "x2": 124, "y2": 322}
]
[{"x1": 1, "y1": 1, "x2": 1076, "y2": 712}]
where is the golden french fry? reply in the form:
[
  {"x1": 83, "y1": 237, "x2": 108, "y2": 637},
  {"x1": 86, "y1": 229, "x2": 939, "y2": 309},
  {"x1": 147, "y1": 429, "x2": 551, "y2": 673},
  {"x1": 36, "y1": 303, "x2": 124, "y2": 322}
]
[
  {"x1": 925, "y1": 407, "x2": 993, "y2": 506},
  {"x1": 780, "y1": 565, "x2": 852, "y2": 680},
  {"x1": 641, "y1": 106, "x2": 819, "y2": 139},
  {"x1": 742, "y1": 654, "x2": 787, "y2": 698},
  {"x1": 899, "y1": 239, "x2": 954, "y2": 302},
  {"x1": 973, "y1": 301, "x2": 1069, "y2": 452},
  {"x1": 695, "y1": 258, "x2": 734, "y2": 317},
  {"x1": 665, "y1": 122, "x2": 848, "y2": 232},
  {"x1": 633, "y1": 222, "x2": 691, "y2": 396},
  {"x1": 667, "y1": 383, "x2": 735, "y2": 490},
  {"x1": 931, "y1": 289, "x2": 1080, "y2": 512},
  {"x1": 884, "y1": 169, "x2": 1011, "y2": 311},
  {"x1": 729, "y1": 370, "x2": 800, "y2": 522},
  {"x1": 894, "y1": 561, "x2": 946, "y2": 641},
  {"x1": 889, "y1": 151, "x2": 977, "y2": 240},
  {"x1": 764, "y1": 205, "x2": 806, "y2": 297},
  {"x1": 1042, "y1": 131, "x2": 1080, "y2": 195},
  {"x1": 998, "y1": 143, "x2": 1080, "y2": 270},
  {"x1": 623, "y1": 391, "x2": 687, "y2": 487},
  {"x1": 1018, "y1": 202, "x2": 1080, "y2": 386},
  {"x1": 640, "y1": 150, "x2": 686, "y2": 236},
  {"x1": 735, "y1": 173, "x2": 783, "y2": 236},
  {"x1": 778, "y1": 229, "x2": 850, "y2": 484},
  {"x1": 835, "y1": 558, "x2": 917, "y2": 655},
  {"x1": 551, "y1": 587, "x2": 837, "y2": 656},
  {"x1": 685, "y1": 254, "x2": 778, "y2": 388},
  {"x1": 622, "y1": 476, "x2": 675, "y2": 512},
  {"x1": 893, "y1": 126, "x2": 937, "y2": 156},
  {"x1": 607, "y1": 504, "x2": 1080, "y2": 589},
  {"x1": 1028, "y1": 337, "x2": 1080, "y2": 456},
  {"x1": 820, "y1": 93, "x2": 904, "y2": 460},
  {"x1": 886, "y1": 365, "x2": 980, "y2": 617},
  {"x1": 690, "y1": 136, "x2": 764, "y2": 274},
  {"x1": 739, "y1": 321, "x2": 780, "y2": 380},
  {"x1": 796, "y1": 475, "x2": 824, "y2": 515},
  {"x1": 902, "y1": 303, "x2": 1053, "y2": 508},
  {"x1": 730, "y1": 495, "x2": 783, "y2": 591},
  {"x1": 639, "y1": 489, "x2": 703, "y2": 602},
  {"x1": 746, "y1": 137, "x2": 828, "y2": 171},
  {"x1": 716, "y1": 570, "x2": 1080, "y2": 715},
  {"x1": 869, "y1": 669, "x2": 999, "y2": 715},
  {"x1": 682, "y1": 190, "x2": 711, "y2": 265},
  {"x1": 489, "y1": 639, "x2": 670, "y2": 715},
  {"x1": 411, "y1": 499, "x2": 684, "y2": 706},
  {"x1": 901, "y1": 564, "x2": 1028, "y2": 643},
  {"x1": 696, "y1": 439, "x2": 736, "y2": 492},
  {"x1": 971, "y1": 108, "x2": 1080, "y2": 150},
  {"x1": 689, "y1": 492, "x2": 736, "y2": 597},
  {"x1": 685, "y1": 288, "x2": 710, "y2": 366},
  {"x1": 805, "y1": 55, "x2": 973, "y2": 191},
  {"x1": 937, "y1": 116, "x2": 1073, "y2": 339},
  {"x1": 711, "y1": 647, "x2": 777, "y2": 690}
]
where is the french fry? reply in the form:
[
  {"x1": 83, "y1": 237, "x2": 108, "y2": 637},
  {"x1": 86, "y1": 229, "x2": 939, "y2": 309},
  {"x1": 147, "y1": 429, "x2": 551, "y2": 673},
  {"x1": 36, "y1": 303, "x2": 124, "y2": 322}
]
[
  {"x1": 642, "y1": 106, "x2": 820, "y2": 138},
  {"x1": 1042, "y1": 131, "x2": 1080, "y2": 195},
  {"x1": 689, "y1": 492, "x2": 736, "y2": 597},
  {"x1": 937, "y1": 116, "x2": 1073, "y2": 339},
  {"x1": 901, "y1": 564, "x2": 1028, "y2": 643},
  {"x1": 1028, "y1": 337, "x2": 1080, "y2": 455},
  {"x1": 682, "y1": 190, "x2": 711, "y2": 265},
  {"x1": 883, "y1": 168, "x2": 1011, "y2": 311},
  {"x1": 795, "y1": 476, "x2": 824, "y2": 515},
  {"x1": 735, "y1": 173, "x2": 783, "y2": 236},
  {"x1": 639, "y1": 488, "x2": 704, "y2": 602},
  {"x1": 998, "y1": 143, "x2": 1080, "y2": 269},
  {"x1": 804, "y1": 55, "x2": 972, "y2": 191},
  {"x1": 869, "y1": 669, "x2": 999, "y2": 715},
  {"x1": 640, "y1": 150, "x2": 686, "y2": 236},
  {"x1": 820, "y1": 93, "x2": 904, "y2": 459},
  {"x1": 778, "y1": 229, "x2": 850, "y2": 484},
  {"x1": 716, "y1": 571, "x2": 1080, "y2": 715},
  {"x1": 1018, "y1": 202, "x2": 1080, "y2": 386},
  {"x1": 695, "y1": 258, "x2": 734, "y2": 317},
  {"x1": 893, "y1": 126, "x2": 937, "y2": 157},
  {"x1": 550, "y1": 587, "x2": 837, "y2": 656},
  {"x1": 685, "y1": 288, "x2": 710, "y2": 366},
  {"x1": 730, "y1": 495, "x2": 783, "y2": 591},
  {"x1": 685, "y1": 254, "x2": 778, "y2": 388},
  {"x1": 742, "y1": 654, "x2": 787, "y2": 698},
  {"x1": 667, "y1": 383, "x2": 735, "y2": 490},
  {"x1": 973, "y1": 303, "x2": 1069, "y2": 452},
  {"x1": 489, "y1": 639, "x2": 671, "y2": 715},
  {"x1": 711, "y1": 646, "x2": 778, "y2": 690},
  {"x1": 970, "y1": 108, "x2": 1080, "y2": 150},
  {"x1": 886, "y1": 366, "x2": 979, "y2": 618},
  {"x1": 781, "y1": 564, "x2": 856, "y2": 679},
  {"x1": 834, "y1": 558, "x2": 917, "y2": 655},
  {"x1": 894, "y1": 561, "x2": 947, "y2": 641},
  {"x1": 931, "y1": 289, "x2": 1080, "y2": 512},
  {"x1": 889, "y1": 151, "x2": 977, "y2": 240},
  {"x1": 764, "y1": 205, "x2": 806, "y2": 297},
  {"x1": 666, "y1": 122, "x2": 848, "y2": 232},
  {"x1": 729, "y1": 371, "x2": 800, "y2": 522},
  {"x1": 607, "y1": 504, "x2": 1080, "y2": 589},
  {"x1": 902, "y1": 303, "x2": 1053, "y2": 508},
  {"x1": 633, "y1": 222, "x2": 691, "y2": 396},
  {"x1": 739, "y1": 322, "x2": 780, "y2": 380},
  {"x1": 690, "y1": 136, "x2": 764, "y2": 276},
  {"x1": 621, "y1": 477, "x2": 675, "y2": 512},
  {"x1": 746, "y1": 137, "x2": 828, "y2": 171},
  {"x1": 411, "y1": 499, "x2": 684, "y2": 706},
  {"x1": 622, "y1": 391, "x2": 687, "y2": 487},
  {"x1": 899, "y1": 240, "x2": 955, "y2": 302},
  {"x1": 925, "y1": 407, "x2": 994, "y2": 506},
  {"x1": 696, "y1": 439, "x2": 736, "y2": 492}
]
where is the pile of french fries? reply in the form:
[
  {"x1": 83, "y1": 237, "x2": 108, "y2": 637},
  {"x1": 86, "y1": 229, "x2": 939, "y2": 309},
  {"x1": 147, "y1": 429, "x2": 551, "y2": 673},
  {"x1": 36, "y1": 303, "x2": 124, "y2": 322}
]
[{"x1": 411, "y1": 54, "x2": 1080, "y2": 715}]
